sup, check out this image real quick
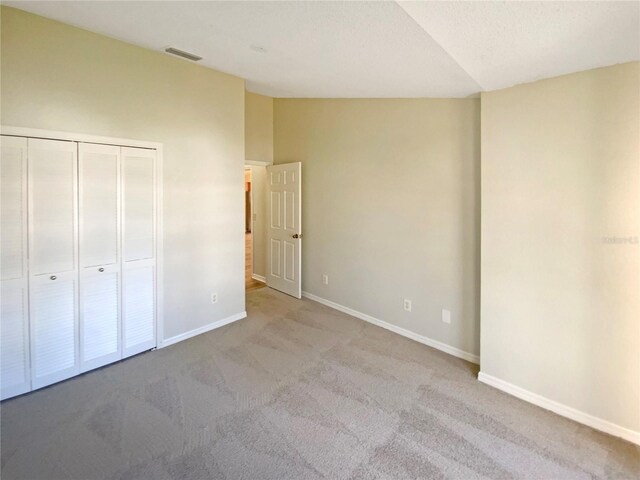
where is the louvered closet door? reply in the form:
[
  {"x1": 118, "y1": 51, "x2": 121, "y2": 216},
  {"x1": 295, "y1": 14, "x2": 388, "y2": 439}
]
[
  {"x1": 0, "y1": 136, "x2": 30, "y2": 399},
  {"x1": 121, "y1": 147, "x2": 156, "y2": 358},
  {"x1": 28, "y1": 138, "x2": 79, "y2": 389},
  {"x1": 79, "y1": 143, "x2": 121, "y2": 372}
]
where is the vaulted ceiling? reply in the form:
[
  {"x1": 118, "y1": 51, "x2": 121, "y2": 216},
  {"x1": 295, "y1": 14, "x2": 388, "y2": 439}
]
[{"x1": 6, "y1": 1, "x2": 640, "y2": 97}]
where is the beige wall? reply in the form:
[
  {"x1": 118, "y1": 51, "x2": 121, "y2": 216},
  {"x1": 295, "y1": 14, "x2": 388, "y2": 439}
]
[
  {"x1": 274, "y1": 98, "x2": 481, "y2": 357},
  {"x1": 245, "y1": 91, "x2": 273, "y2": 162},
  {"x1": 481, "y1": 62, "x2": 640, "y2": 433},
  {"x1": 244, "y1": 91, "x2": 273, "y2": 278},
  {"x1": 1, "y1": 7, "x2": 246, "y2": 340}
]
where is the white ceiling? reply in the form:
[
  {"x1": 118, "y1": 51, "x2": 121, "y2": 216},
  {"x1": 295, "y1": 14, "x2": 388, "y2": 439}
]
[{"x1": 5, "y1": 1, "x2": 639, "y2": 98}]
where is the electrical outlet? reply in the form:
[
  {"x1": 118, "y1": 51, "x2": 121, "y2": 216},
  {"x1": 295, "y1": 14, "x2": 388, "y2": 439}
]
[
  {"x1": 322, "y1": 274, "x2": 329, "y2": 285},
  {"x1": 211, "y1": 293, "x2": 218, "y2": 304},
  {"x1": 403, "y1": 299, "x2": 412, "y2": 312},
  {"x1": 442, "y1": 309, "x2": 451, "y2": 324}
]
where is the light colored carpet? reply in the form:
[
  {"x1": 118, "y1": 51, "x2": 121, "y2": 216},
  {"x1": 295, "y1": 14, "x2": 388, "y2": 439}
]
[{"x1": 1, "y1": 288, "x2": 638, "y2": 479}]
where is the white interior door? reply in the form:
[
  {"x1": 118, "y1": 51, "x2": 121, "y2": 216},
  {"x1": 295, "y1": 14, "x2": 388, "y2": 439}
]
[
  {"x1": 266, "y1": 162, "x2": 301, "y2": 298},
  {"x1": 79, "y1": 143, "x2": 121, "y2": 372},
  {"x1": 1, "y1": 136, "x2": 30, "y2": 399},
  {"x1": 121, "y1": 147, "x2": 156, "y2": 357},
  {"x1": 28, "y1": 138, "x2": 79, "y2": 389}
]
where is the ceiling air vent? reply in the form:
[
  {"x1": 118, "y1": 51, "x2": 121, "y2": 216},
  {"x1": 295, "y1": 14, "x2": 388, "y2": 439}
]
[{"x1": 164, "y1": 47, "x2": 202, "y2": 62}]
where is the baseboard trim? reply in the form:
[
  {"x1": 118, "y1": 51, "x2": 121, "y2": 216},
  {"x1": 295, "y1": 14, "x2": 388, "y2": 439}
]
[
  {"x1": 159, "y1": 311, "x2": 247, "y2": 348},
  {"x1": 301, "y1": 291, "x2": 479, "y2": 364},
  {"x1": 478, "y1": 372, "x2": 640, "y2": 445},
  {"x1": 251, "y1": 274, "x2": 266, "y2": 283}
]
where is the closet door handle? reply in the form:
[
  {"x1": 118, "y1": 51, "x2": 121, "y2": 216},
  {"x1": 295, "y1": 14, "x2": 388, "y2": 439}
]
[
  {"x1": 98, "y1": 267, "x2": 105, "y2": 272},
  {"x1": 50, "y1": 275, "x2": 57, "y2": 280}
]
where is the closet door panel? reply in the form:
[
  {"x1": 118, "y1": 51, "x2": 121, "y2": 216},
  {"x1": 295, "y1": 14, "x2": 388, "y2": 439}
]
[
  {"x1": 30, "y1": 272, "x2": 79, "y2": 389},
  {"x1": 1, "y1": 136, "x2": 27, "y2": 281},
  {"x1": 80, "y1": 266, "x2": 120, "y2": 371},
  {"x1": 0, "y1": 136, "x2": 30, "y2": 399},
  {"x1": 28, "y1": 138, "x2": 79, "y2": 390},
  {"x1": 29, "y1": 138, "x2": 77, "y2": 275},
  {"x1": 122, "y1": 147, "x2": 156, "y2": 357},
  {"x1": 79, "y1": 143, "x2": 122, "y2": 372},
  {"x1": 79, "y1": 144, "x2": 119, "y2": 267},
  {"x1": 122, "y1": 263, "x2": 155, "y2": 358},
  {"x1": 122, "y1": 148, "x2": 155, "y2": 262},
  {"x1": 1, "y1": 280, "x2": 30, "y2": 399}
]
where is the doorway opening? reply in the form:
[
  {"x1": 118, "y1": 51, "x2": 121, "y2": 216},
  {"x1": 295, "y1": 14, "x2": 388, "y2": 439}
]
[{"x1": 245, "y1": 167, "x2": 266, "y2": 292}]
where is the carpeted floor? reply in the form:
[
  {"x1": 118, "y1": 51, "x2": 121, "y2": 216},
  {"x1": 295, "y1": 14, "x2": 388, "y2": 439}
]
[{"x1": 1, "y1": 288, "x2": 638, "y2": 479}]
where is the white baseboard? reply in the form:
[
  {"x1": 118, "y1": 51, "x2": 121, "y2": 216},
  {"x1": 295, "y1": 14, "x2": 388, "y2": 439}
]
[
  {"x1": 478, "y1": 372, "x2": 640, "y2": 446},
  {"x1": 251, "y1": 274, "x2": 266, "y2": 283},
  {"x1": 159, "y1": 311, "x2": 247, "y2": 348},
  {"x1": 301, "y1": 291, "x2": 479, "y2": 364}
]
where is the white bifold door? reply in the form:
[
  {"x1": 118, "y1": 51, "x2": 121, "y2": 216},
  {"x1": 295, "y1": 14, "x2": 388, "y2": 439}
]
[
  {"x1": 1, "y1": 136, "x2": 30, "y2": 399},
  {"x1": 79, "y1": 144, "x2": 156, "y2": 366},
  {"x1": 121, "y1": 147, "x2": 156, "y2": 358},
  {"x1": 0, "y1": 133, "x2": 158, "y2": 400},
  {"x1": 79, "y1": 143, "x2": 121, "y2": 372},
  {"x1": 28, "y1": 138, "x2": 80, "y2": 390},
  {"x1": 266, "y1": 162, "x2": 302, "y2": 298}
]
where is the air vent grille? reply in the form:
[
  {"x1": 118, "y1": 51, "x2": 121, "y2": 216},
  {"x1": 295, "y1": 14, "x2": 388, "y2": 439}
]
[{"x1": 164, "y1": 47, "x2": 202, "y2": 62}]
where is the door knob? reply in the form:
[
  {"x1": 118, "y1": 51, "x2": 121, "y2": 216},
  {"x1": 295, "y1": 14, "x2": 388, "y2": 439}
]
[
  {"x1": 292, "y1": 234, "x2": 303, "y2": 239},
  {"x1": 98, "y1": 267, "x2": 105, "y2": 272},
  {"x1": 50, "y1": 275, "x2": 57, "y2": 280}
]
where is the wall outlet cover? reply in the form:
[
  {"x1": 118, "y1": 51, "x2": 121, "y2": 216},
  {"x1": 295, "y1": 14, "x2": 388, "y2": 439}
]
[
  {"x1": 403, "y1": 299, "x2": 412, "y2": 312},
  {"x1": 442, "y1": 309, "x2": 451, "y2": 324}
]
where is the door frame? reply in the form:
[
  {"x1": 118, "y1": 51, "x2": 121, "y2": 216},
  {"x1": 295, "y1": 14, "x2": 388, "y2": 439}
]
[
  {"x1": 1, "y1": 126, "x2": 165, "y2": 350},
  {"x1": 244, "y1": 160, "x2": 271, "y2": 284},
  {"x1": 244, "y1": 167, "x2": 254, "y2": 282}
]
